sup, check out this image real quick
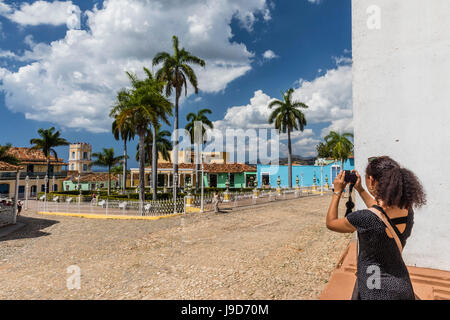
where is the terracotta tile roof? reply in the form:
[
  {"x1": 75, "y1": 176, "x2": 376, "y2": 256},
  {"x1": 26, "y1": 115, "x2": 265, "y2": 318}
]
[
  {"x1": 205, "y1": 163, "x2": 257, "y2": 173},
  {"x1": 65, "y1": 172, "x2": 122, "y2": 183},
  {"x1": 145, "y1": 163, "x2": 257, "y2": 173},
  {"x1": 0, "y1": 161, "x2": 22, "y2": 172},
  {"x1": 7, "y1": 147, "x2": 67, "y2": 165},
  {"x1": 150, "y1": 163, "x2": 196, "y2": 170}
]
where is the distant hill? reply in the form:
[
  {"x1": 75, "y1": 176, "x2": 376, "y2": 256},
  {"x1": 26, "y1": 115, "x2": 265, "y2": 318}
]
[{"x1": 277, "y1": 155, "x2": 316, "y2": 165}]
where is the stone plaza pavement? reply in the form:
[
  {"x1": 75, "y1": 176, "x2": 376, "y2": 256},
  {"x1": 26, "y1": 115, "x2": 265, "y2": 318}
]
[{"x1": 0, "y1": 196, "x2": 352, "y2": 299}]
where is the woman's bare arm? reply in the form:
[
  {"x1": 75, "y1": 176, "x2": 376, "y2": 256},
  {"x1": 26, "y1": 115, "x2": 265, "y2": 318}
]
[
  {"x1": 353, "y1": 170, "x2": 377, "y2": 208},
  {"x1": 326, "y1": 171, "x2": 357, "y2": 234}
]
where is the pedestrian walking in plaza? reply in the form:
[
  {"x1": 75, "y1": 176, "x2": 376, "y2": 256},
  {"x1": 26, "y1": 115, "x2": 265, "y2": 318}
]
[{"x1": 213, "y1": 191, "x2": 222, "y2": 213}]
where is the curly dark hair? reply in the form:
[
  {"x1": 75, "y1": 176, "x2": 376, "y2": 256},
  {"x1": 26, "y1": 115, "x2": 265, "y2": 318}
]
[{"x1": 366, "y1": 156, "x2": 427, "y2": 210}]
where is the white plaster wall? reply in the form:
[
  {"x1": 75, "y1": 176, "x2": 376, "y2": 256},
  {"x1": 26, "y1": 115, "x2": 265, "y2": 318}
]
[{"x1": 352, "y1": 0, "x2": 450, "y2": 271}]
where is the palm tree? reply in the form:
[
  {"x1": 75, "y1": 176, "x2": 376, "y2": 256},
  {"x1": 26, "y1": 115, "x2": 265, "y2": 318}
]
[
  {"x1": 115, "y1": 68, "x2": 172, "y2": 210},
  {"x1": 316, "y1": 141, "x2": 333, "y2": 159},
  {"x1": 135, "y1": 127, "x2": 172, "y2": 165},
  {"x1": 153, "y1": 35, "x2": 206, "y2": 202},
  {"x1": 324, "y1": 131, "x2": 354, "y2": 170},
  {"x1": 30, "y1": 127, "x2": 69, "y2": 190},
  {"x1": 111, "y1": 165, "x2": 125, "y2": 175},
  {"x1": 268, "y1": 88, "x2": 309, "y2": 188},
  {"x1": 136, "y1": 126, "x2": 172, "y2": 199},
  {"x1": 0, "y1": 144, "x2": 20, "y2": 165},
  {"x1": 185, "y1": 108, "x2": 213, "y2": 190},
  {"x1": 110, "y1": 95, "x2": 135, "y2": 193},
  {"x1": 92, "y1": 148, "x2": 124, "y2": 195}
]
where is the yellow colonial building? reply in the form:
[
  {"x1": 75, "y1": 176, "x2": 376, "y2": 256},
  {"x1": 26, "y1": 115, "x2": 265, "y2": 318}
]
[{"x1": 0, "y1": 147, "x2": 67, "y2": 199}]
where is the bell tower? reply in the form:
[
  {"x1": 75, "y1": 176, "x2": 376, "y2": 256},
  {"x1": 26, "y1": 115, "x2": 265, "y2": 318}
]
[{"x1": 68, "y1": 143, "x2": 92, "y2": 173}]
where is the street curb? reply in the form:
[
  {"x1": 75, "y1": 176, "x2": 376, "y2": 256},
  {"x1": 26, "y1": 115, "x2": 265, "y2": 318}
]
[{"x1": 37, "y1": 211, "x2": 183, "y2": 221}]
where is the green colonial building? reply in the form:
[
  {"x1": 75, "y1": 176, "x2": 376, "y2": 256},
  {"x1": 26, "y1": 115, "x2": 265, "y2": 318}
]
[
  {"x1": 129, "y1": 163, "x2": 257, "y2": 189},
  {"x1": 62, "y1": 172, "x2": 120, "y2": 191}
]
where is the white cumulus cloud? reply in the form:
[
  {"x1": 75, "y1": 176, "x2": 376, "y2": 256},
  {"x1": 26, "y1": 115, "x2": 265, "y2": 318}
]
[
  {"x1": 263, "y1": 49, "x2": 278, "y2": 60},
  {"x1": 307, "y1": 0, "x2": 323, "y2": 4},
  {"x1": 0, "y1": 0, "x2": 270, "y2": 132},
  {"x1": 0, "y1": 1, "x2": 11, "y2": 15},
  {"x1": 212, "y1": 61, "x2": 353, "y2": 157},
  {"x1": 0, "y1": 1, "x2": 80, "y2": 27}
]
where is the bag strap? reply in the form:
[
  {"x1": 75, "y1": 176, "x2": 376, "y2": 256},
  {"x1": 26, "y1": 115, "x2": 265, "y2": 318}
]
[
  {"x1": 368, "y1": 207, "x2": 403, "y2": 253},
  {"x1": 372, "y1": 205, "x2": 403, "y2": 238}
]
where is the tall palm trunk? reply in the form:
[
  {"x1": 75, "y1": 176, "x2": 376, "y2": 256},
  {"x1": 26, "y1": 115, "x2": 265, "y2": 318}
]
[
  {"x1": 46, "y1": 158, "x2": 50, "y2": 192},
  {"x1": 173, "y1": 83, "x2": 181, "y2": 204},
  {"x1": 152, "y1": 125, "x2": 158, "y2": 200},
  {"x1": 107, "y1": 165, "x2": 111, "y2": 196},
  {"x1": 287, "y1": 128, "x2": 293, "y2": 189},
  {"x1": 123, "y1": 140, "x2": 127, "y2": 193},
  {"x1": 138, "y1": 131, "x2": 146, "y2": 215}
]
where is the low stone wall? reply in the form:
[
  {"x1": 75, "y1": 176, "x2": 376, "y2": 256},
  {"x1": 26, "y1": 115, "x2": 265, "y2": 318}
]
[{"x1": 0, "y1": 207, "x2": 15, "y2": 227}]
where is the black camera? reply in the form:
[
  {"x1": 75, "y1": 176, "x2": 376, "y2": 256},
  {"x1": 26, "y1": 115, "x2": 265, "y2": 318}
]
[{"x1": 344, "y1": 170, "x2": 357, "y2": 184}]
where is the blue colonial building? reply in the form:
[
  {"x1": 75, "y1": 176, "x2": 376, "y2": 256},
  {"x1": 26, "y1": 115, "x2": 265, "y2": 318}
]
[{"x1": 257, "y1": 158, "x2": 355, "y2": 188}]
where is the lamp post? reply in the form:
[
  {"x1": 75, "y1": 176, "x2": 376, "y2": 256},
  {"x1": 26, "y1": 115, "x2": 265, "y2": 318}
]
[
  {"x1": 277, "y1": 176, "x2": 282, "y2": 196},
  {"x1": 77, "y1": 174, "x2": 81, "y2": 204},
  {"x1": 36, "y1": 175, "x2": 39, "y2": 199},
  {"x1": 252, "y1": 176, "x2": 259, "y2": 199},
  {"x1": 317, "y1": 158, "x2": 326, "y2": 196},
  {"x1": 25, "y1": 176, "x2": 29, "y2": 210},
  {"x1": 186, "y1": 182, "x2": 192, "y2": 196},
  {"x1": 300, "y1": 172, "x2": 304, "y2": 194},
  {"x1": 44, "y1": 174, "x2": 48, "y2": 211},
  {"x1": 312, "y1": 171, "x2": 317, "y2": 192},
  {"x1": 223, "y1": 176, "x2": 231, "y2": 203},
  {"x1": 200, "y1": 156, "x2": 205, "y2": 213},
  {"x1": 52, "y1": 175, "x2": 55, "y2": 193},
  {"x1": 173, "y1": 172, "x2": 178, "y2": 214}
]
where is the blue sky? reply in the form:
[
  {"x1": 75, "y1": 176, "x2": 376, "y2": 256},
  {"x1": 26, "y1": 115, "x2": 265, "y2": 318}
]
[{"x1": 0, "y1": 0, "x2": 352, "y2": 169}]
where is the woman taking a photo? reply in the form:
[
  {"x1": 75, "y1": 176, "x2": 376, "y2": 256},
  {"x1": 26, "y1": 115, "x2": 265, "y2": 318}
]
[{"x1": 326, "y1": 156, "x2": 426, "y2": 300}]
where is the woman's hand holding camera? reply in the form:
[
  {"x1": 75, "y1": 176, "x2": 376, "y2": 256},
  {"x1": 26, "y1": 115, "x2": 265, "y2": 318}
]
[
  {"x1": 353, "y1": 170, "x2": 364, "y2": 193},
  {"x1": 334, "y1": 170, "x2": 367, "y2": 196},
  {"x1": 333, "y1": 171, "x2": 347, "y2": 194}
]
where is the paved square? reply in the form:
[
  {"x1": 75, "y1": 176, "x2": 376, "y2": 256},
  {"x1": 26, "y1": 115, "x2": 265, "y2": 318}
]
[{"x1": 0, "y1": 195, "x2": 352, "y2": 299}]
